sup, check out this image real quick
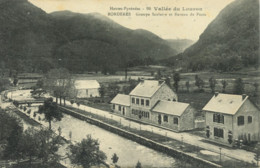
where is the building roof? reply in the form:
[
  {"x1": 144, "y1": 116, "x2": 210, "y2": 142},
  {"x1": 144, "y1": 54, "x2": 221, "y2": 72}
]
[
  {"x1": 152, "y1": 100, "x2": 190, "y2": 116},
  {"x1": 111, "y1": 94, "x2": 130, "y2": 106},
  {"x1": 202, "y1": 93, "x2": 248, "y2": 115},
  {"x1": 129, "y1": 80, "x2": 165, "y2": 97},
  {"x1": 75, "y1": 80, "x2": 100, "y2": 89}
]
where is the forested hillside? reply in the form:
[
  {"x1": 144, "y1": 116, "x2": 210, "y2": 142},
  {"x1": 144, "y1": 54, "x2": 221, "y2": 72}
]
[
  {"x1": 165, "y1": 0, "x2": 259, "y2": 72},
  {"x1": 0, "y1": 0, "x2": 177, "y2": 74}
]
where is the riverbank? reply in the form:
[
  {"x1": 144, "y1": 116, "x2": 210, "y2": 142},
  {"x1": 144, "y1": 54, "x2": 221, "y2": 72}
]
[
  {"x1": 60, "y1": 106, "x2": 226, "y2": 168},
  {"x1": 60, "y1": 105, "x2": 257, "y2": 168}
]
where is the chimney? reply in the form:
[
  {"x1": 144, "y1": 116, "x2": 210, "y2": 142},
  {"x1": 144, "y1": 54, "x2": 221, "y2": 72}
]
[
  {"x1": 242, "y1": 94, "x2": 247, "y2": 100},
  {"x1": 158, "y1": 80, "x2": 164, "y2": 85},
  {"x1": 140, "y1": 79, "x2": 144, "y2": 84},
  {"x1": 214, "y1": 92, "x2": 219, "y2": 97}
]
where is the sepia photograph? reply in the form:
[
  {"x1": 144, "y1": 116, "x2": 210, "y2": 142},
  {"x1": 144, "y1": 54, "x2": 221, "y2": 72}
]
[{"x1": 0, "y1": 0, "x2": 259, "y2": 167}]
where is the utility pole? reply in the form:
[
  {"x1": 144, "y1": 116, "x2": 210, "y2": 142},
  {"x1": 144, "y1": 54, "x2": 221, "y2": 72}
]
[
  {"x1": 181, "y1": 135, "x2": 184, "y2": 147},
  {"x1": 219, "y1": 147, "x2": 222, "y2": 164}
]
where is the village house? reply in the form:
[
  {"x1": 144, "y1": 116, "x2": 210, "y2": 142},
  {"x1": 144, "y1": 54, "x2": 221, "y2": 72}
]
[
  {"x1": 151, "y1": 100, "x2": 195, "y2": 131},
  {"x1": 74, "y1": 80, "x2": 100, "y2": 98},
  {"x1": 111, "y1": 80, "x2": 195, "y2": 131},
  {"x1": 203, "y1": 93, "x2": 260, "y2": 145},
  {"x1": 110, "y1": 94, "x2": 130, "y2": 117}
]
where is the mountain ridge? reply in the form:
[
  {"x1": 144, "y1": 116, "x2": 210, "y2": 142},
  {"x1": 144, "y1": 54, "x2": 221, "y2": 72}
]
[
  {"x1": 0, "y1": 0, "x2": 177, "y2": 73},
  {"x1": 166, "y1": 0, "x2": 259, "y2": 72}
]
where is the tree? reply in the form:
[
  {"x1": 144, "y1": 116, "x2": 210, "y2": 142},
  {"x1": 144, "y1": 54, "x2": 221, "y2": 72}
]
[
  {"x1": 0, "y1": 78, "x2": 10, "y2": 92},
  {"x1": 2, "y1": 112, "x2": 23, "y2": 161},
  {"x1": 233, "y1": 78, "x2": 244, "y2": 94},
  {"x1": 165, "y1": 77, "x2": 171, "y2": 87},
  {"x1": 136, "y1": 161, "x2": 142, "y2": 168},
  {"x1": 209, "y1": 77, "x2": 217, "y2": 93},
  {"x1": 155, "y1": 70, "x2": 162, "y2": 80},
  {"x1": 254, "y1": 142, "x2": 260, "y2": 167},
  {"x1": 35, "y1": 128, "x2": 63, "y2": 167},
  {"x1": 38, "y1": 98, "x2": 63, "y2": 130},
  {"x1": 36, "y1": 79, "x2": 44, "y2": 89},
  {"x1": 173, "y1": 73, "x2": 180, "y2": 92},
  {"x1": 68, "y1": 135, "x2": 107, "y2": 168},
  {"x1": 13, "y1": 77, "x2": 18, "y2": 86},
  {"x1": 33, "y1": 112, "x2": 37, "y2": 119},
  {"x1": 77, "y1": 102, "x2": 80, "y2": 109},
  {"x1": 253, "y1": 82, "x2": 259, "y2": 96},
  {"x1": 18, "y1": 127, "x2": 40, "y2": 166},
  {"x1": 111, "y1": 153, "x2": 119, "y2": 164},
  {"x1": 195, "y1": 75, "x2": 204, "y2": 91},
  {"x1": 43, "y1": 68, "x2": 75, "y2": 106},
  {"x1": 107, "y1": 84, "x2": 120, "y2": 99},
  {"x1": 221, "y1": 80, "x2": 228, "y2": 93},
  {"x1": 99, "y1": 84, "x2": 105, "y2": 98},
  {"x1": 185, "y1": 81, "x2": 190, "y2": 92}
]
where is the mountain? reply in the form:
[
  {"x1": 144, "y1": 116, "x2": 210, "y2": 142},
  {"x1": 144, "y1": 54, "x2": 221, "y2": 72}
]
[
  {"x1": 166, "y1": 0, "x2": 259, "y2": 72},
  {"x1": 51, "y1": 11, "x2": 177, "y2": 73},
  {"x1": 166, "y1": 39, "x2": 194, "y2": 54},
  {"x1": 0, "y1": 0, "x2": 59, "y2": 73},
  {"x1": 0, "y1": 0, "x2": 177, "y2": 74}
]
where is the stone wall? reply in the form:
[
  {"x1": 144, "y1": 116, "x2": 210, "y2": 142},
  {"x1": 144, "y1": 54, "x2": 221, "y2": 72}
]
[
  {"x1": 150, "y1": 84, "x2": 177, "y2": 107},
  {"x1": 60, "y1": 106, "x2": 221, "y2": 168},
  {"x1": 233, "y1": 100, "x2": 260, "y2": 142},
  {"x1": 179, "y1": 106, "x2": 195, "y2": 131}
]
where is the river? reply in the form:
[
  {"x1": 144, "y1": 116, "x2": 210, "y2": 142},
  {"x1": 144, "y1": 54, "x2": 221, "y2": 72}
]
[{"x1": 8, "y1": 90, "x2": 187, "y2": 167}]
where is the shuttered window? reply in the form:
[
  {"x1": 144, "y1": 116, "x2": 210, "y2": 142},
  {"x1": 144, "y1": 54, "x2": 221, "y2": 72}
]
[
  {"x1": 146, "y1": 100, "x2": 150, "y2": 106},
  {"x1": 173, "y1": 117, "x2": 178, "y2": 125},
  {"x1": 248, "y1": 116, "x2": 252, "y2": 124},
  {"x1": 237, "y1": 116, "x2": 244, "y2": 126},
  {"x1": 213, "y1": 113, "x2": 224, "y2": 124},
  {"x1": 132, "y1": 98, "x2": 135, "y2": 104},
  {"x1": 214, "y1": 128, "x2": 224, "y2": 138},
  {"x1": 164, "y1": 115, "x2": 168, "y2": 122},
  {"x1": 136, "y1": 98, "x2": 140, "y2": 105}
]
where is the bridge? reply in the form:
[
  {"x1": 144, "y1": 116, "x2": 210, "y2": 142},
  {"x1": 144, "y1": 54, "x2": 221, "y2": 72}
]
[{"x1": 14, "y1": 99, "x2": 46, "y2": 105}]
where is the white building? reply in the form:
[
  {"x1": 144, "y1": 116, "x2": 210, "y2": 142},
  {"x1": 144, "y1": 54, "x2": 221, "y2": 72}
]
[{"x1": 75, "y1": 80, "x2": 100, "y2": 98}]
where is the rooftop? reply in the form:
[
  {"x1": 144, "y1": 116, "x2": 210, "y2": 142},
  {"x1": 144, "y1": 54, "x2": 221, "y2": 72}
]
[
  {"x1": 74, "y1": 80, "x2": 100, "y2": 89},
  {"x1": 202, "y1": 93, "x2": 248, "y2": 115},
  {"x1": 111, "y1": 94, "x2": 130, "y2": 106},
  {"x1": 152, "y1": 100, "x2": 190, "y2": 116},
  {"x1": 129, "y1": 80, "x2": 165, "y2": 97}
]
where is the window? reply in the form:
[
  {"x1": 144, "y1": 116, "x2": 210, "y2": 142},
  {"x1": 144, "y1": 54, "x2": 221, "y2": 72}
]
[
  {"x1": 132, "y1": 109, "x2": 135, "y2": 114},
  {"x1": 112, "y1": 104, "x2": 115, "y2": 109},
  {"x1": 163, "y1": 115, "x2": 168, "y2": 122},
  {"x1": 132, "y1": 98, "x2": 135, "y2": 104},
  {"x1": 237, "y1": 116, "x2": 244, "y2": 126},
  {"x1": 248, "y1": 116, "x2": 252, "y2": 124},
  {"x1": 214, "y1": 128, "x2": 224, "y2": 138},
  {"x1": 146, "y1": 100, "x2": 150, "y2": 106},
  {"x1": 119, "y1": 106, "x2": 121, "y2": 111},
  {"x1": 136, "y1": 98, "x2": 140, "y2": 105},
  {"x1": 147, "y1": 113, "x2": 150, "y2": 119},
  {"x1": 173, "y1": 117, "x2": 178, "y2": 125},
  {"x1": 141, "y1": 99, "x2": 144, "y2": 106},
  {"x1": 213, "y1": 113, "x2": 224, "y2": 124}
]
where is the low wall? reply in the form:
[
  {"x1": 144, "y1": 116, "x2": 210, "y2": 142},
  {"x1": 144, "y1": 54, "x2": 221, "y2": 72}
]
[{"x1": 60, "y1": 107, "x2": 222, "y2": 168}]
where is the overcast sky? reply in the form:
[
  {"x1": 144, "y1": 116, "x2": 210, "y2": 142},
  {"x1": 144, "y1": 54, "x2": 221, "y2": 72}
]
[{"x1": 29, "y1": 0, "x2": 234, "y2": 41}]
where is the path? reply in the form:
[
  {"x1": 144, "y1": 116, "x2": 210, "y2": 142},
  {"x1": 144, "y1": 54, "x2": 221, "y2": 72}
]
[{"x1": 64, "y1": 99, "x2": 257, "y2": 165}]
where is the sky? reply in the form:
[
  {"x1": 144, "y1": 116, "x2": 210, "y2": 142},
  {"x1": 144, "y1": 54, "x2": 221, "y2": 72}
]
[{"x1": 29, "y1": 0, "x2": 234, "y2": 41}]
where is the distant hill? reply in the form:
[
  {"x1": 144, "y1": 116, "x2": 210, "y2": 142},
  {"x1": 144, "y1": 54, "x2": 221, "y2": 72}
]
[
  {"x1": 166, "y1": 39, "x2": 194, "y2": 54},
  {"x1": 0, "y1": 0, "x2": 58, "y2": 73},
  {"x1": 51, "y1": 11, "x2": 177, "y2": 73},
  {"x1": 0, "y1": 0, "x2": 177, "y2": 74},
  {"x1": 165, "y1": 0, "x2": 259, "y2": 72}
]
